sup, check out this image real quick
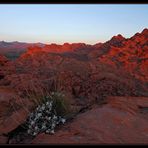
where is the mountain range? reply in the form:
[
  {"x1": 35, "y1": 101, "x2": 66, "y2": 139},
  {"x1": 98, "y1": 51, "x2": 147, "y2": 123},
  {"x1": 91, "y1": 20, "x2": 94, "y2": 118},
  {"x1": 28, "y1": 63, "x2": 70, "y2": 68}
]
[{"x1": 0, "y1": 28, "x2": 148, "y2": 144}]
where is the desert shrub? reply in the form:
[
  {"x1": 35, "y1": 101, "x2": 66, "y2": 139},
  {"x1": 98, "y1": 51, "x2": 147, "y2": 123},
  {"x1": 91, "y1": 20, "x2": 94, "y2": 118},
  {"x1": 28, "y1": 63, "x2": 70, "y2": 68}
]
[
  {"x1": 49, "y1": 91, "x2": 71, "y2": 117},
  {"x1": 26, "y1": 91, "x2": 71, "y2": 136}
]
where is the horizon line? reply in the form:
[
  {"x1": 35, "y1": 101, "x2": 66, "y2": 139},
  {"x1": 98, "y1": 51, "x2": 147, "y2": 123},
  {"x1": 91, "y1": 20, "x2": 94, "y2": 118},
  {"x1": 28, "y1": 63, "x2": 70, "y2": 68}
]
[{"x1": 0, "y1": 27, "x2": 147, "y2": 46}]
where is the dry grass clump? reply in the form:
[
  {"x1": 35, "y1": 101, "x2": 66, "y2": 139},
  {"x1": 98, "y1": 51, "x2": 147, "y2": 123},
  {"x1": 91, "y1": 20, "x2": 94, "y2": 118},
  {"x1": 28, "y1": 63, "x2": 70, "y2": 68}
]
[{"x1": 26, "y1": 90, "x2": 73, "y2": 136}]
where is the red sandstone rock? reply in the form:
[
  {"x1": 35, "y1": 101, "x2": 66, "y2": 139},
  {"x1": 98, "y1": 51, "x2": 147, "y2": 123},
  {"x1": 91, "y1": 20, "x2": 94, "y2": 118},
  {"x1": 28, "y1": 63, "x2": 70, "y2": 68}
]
[
  {"x1": 0, "y1": 54, "x2": 8, "y2": 65},
  {"x1": 0, "y1": 135, "x2": 8, "y2": 144},
  {"x1": 31, "y1": 96, "x2": 148, "y2": 144},
  {"x1": 0, "y1": 88, "x2": 33, "y2": 135},
  {"x1": 97, "y1": 28, "x2": 148, "y2": 82}
]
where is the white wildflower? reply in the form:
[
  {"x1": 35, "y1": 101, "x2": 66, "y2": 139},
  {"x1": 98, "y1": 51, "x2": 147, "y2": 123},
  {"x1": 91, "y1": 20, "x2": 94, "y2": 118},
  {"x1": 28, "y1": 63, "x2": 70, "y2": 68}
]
[
  {"x1": 33, "y1": 132, "x2": 37, "y2": 136},
  {"x1": 45, "y1": 129, "x2": 50, "y2": 134},
  {"x1": 36, "y1": 106, "x2": 39, "y2": 111},
  {"x1": 37, "y1": 113, "x2": 42, "y2": 117},
  {"x1": 41, "y1": 106, "x2": 45, "y2": 110},
  {"x1": 27, "y1": 129, "x2": 31, "y2": 134},
  {"x1": 41, "y1": 104, "x2": 45, "y2": 110},
  {"x1": 41, "y1": 125, "x2": 46, "y2": 130},
  {"x1": 51, "y1": 123, "x2": 56, "y2": 129},
  {"x1": 49, "y1": 101, "x2": 53, "y2": 106},
  {"x1": 46, "y1": 101, "x2": 50, "y2": 105},
  {"x1": 50, "y1": 130, "x2": 55, "y2": 134},
  {"x1": 53, "y1": 115, "x2": 57, "y2": 120},
  {"x1": 61, "y1": 118, "x2": 66, "y2": 124},
  {"x1": 35, "y1": 126, "x2": 39, "y2": 130},
  {"x1": 31, "y1": 121, "x2": 35, "y2": 125},
  {"x1": 56, "y1": 121, "x2": 60, "y2": 125},
  {"x1": 46, "y1": 109, "x2": 51, "y2": 113}
]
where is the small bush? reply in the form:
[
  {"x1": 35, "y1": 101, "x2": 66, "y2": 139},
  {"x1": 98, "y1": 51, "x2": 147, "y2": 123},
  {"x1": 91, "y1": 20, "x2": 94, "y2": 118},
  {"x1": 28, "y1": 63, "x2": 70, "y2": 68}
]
[
  {"x1": 49, "y1": 91, "x2": 71, "y2": 117},
  {"x1": 26, "y1": 91, "x2": 71, "y2": 136}
]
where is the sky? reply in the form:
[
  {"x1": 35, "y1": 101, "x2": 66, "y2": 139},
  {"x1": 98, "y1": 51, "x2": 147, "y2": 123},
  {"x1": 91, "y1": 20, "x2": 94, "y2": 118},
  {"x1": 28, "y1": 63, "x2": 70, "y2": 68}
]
[{"x1": 0, "y1": 4, "x2": 148, "y2": 45}]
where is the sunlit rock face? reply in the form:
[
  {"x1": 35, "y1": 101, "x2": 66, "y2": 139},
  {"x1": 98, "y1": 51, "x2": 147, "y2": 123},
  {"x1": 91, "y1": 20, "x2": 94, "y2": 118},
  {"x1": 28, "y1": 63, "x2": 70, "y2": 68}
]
[
  {"x1": 0, "y1": 54, "x2": 8, "y2": 66},
  {"x1": 96, "y1": 28, "x2": 148, "y2": 82}
]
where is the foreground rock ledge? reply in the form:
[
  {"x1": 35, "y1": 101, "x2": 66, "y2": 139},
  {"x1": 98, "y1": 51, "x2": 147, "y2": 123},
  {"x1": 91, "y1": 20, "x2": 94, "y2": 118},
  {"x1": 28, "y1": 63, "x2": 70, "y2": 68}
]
[
  {"x1": 31, "y1": 96, "x2": 148, "y2": 144},
  {"x1": 0, "y1": 88, "x2": 33, "y2": 143}
]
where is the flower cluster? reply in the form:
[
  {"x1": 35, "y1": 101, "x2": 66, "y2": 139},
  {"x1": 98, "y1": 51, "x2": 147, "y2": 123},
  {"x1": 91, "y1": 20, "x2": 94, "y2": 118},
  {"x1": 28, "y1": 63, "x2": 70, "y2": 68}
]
[{"x1": 27, "y1": 100, "x2": 66, "y2": 136}]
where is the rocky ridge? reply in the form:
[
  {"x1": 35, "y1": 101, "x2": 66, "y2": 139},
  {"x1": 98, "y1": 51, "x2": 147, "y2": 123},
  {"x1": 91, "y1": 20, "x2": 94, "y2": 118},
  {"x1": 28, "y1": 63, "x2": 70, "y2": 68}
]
[{"x1": 0, "y1": 28, "x2": 147, "y2": 144}]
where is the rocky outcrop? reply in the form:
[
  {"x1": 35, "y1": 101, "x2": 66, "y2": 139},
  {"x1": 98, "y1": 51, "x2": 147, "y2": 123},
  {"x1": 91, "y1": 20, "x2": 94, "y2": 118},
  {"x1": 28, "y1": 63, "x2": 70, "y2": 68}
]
[
  {"x1": 0, "y1": 54, "x2": 8, "y2": 66},
  {"x1": 31, "y1": 96, "x2": 148, "y2": 144},
  {"x1": 0, "y1": 87, "x2": 33, "y2": 144},
  {"x1": 98, "y1": 28, "x2": 148, "y2": 82}
]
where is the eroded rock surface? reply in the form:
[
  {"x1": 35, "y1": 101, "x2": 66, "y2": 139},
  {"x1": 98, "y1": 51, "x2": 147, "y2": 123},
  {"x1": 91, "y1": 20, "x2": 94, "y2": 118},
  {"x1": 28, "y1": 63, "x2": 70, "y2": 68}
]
[{"x1": 31, "y1": 97, "x2": 148, "y2": 144}]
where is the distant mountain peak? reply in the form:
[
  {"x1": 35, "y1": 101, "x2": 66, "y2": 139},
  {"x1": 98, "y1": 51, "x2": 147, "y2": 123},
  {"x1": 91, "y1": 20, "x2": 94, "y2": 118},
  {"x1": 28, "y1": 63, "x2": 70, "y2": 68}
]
[
  {"x1": 131, "y1": 28, "x2": 148, "y2": 40},
  {"x1": 63, "y1": 43, "x2": 70, "y2": 46},
  {"x1": 111, "y1": 34, "x2": 125, "y2": 41},
  {"x1": 105, "y1": 34, "x2": 125, "y2": 47},
  {"x1": 141, "y1": 28, "x2": 148, "y2": 35}
]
